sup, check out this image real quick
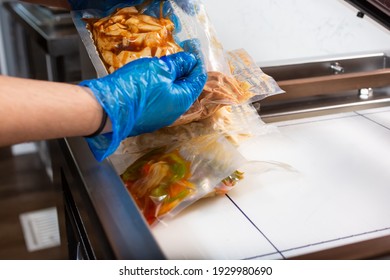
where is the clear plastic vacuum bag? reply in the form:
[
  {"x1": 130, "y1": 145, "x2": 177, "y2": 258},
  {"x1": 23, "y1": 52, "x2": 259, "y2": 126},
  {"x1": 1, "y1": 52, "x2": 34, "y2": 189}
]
[
  {"x1": 72, "y1": 0, "x2": 284, "y2": 126},
  {"x1": 111, "y1": 103, "x2": 277, "y2": 175},
  {"x1": 119, "y1": 134, "x2": 247, "y2": 225}
]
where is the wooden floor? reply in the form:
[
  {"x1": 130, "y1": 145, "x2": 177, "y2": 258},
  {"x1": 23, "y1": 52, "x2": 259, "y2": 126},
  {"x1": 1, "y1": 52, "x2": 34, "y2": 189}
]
[{"x1": 0, "y1": 143, "x2": 68, "y2": 259}]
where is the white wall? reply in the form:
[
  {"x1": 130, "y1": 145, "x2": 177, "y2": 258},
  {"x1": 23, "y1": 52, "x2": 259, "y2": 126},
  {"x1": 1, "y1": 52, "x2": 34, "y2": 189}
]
[{"x1": 203, "y1": 0, "x2": 390, "y2": 66}]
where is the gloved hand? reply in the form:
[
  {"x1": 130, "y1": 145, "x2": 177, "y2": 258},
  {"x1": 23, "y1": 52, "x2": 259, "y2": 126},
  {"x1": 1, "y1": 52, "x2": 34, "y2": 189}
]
[
  {"x1": 67, "y1": 0, "x2": 198, "y2": 14},
  {"x1": 80, "y1": 52, "x2": 207, "y2": 161}
]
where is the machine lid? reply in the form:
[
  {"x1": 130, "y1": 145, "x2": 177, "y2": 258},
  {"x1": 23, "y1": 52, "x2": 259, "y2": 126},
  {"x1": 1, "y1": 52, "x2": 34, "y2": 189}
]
[{"x1": 345, "y1": 0, "x2": 390, "y2": 30}]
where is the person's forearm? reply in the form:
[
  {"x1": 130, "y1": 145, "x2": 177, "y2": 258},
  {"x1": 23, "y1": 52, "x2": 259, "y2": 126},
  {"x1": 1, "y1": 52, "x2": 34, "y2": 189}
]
[
  {"x1": 0, "y1": 75, "x2": 105, "y2": 146},
  {"x1": 21, "y1": 0, "x2": 70, "y2": 9}
]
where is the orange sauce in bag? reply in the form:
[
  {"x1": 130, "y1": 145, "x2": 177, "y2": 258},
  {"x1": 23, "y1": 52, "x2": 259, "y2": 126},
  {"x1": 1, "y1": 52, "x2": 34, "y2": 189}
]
[
  {"x1": 120, "y1": 148, "x2": 195, "y2": 225},
  {"x1": 86, "y1": 6, "x2": 182, "y2": 73}
]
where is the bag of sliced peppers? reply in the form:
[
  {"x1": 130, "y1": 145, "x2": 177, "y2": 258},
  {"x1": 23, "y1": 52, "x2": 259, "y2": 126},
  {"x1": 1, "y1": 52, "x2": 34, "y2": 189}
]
[
  {"x1": 120, "y1": 134, "x2": 246, "y2": 225},
  {"x1": 71, "y1": 0, "x2": 283, "y2": 126}
]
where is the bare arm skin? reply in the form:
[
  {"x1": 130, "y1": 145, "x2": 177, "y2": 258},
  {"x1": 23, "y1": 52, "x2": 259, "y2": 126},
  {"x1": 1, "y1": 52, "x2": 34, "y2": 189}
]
[{"x1": 0, "y1": 75, "x2": 109, "y2": 146}]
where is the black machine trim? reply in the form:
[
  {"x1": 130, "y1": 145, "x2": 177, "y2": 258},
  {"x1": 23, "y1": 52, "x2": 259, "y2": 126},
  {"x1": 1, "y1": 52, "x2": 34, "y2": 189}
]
[{"x1": 345, "y1": 0, "x2": 390, "y2": 30}]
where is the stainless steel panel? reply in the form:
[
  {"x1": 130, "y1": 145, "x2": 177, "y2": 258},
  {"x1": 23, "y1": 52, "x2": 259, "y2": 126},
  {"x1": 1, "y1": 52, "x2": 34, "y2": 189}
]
[
  {"x1": 58, "y1": 137, "x2": 165, "y2": 259},
  {"x1": 3, "y1": 1, "x2": 81, "y2": 81},
  {"x1": 259, "y1": 52, "x2": 390, "y2": 122}
]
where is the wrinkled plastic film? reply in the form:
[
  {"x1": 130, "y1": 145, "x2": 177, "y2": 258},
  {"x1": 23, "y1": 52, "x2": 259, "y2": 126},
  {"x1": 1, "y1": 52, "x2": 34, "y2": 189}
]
[
  {"x1": 120, "y1": 134, "x2": 247, "y2": 225},
  {"x1": 112, "y1": 103, "x2": 276, "y2": 173},
  {"x1": 227, "y1": 49, "x2": 285, "y2": 101},
  {"x1": 72, "y1": 0, "x2": 283, "y2": 103},
  {"x1": 167, "y1": 0, "x2": 230, "y2": 75},
  {"x1": 70, "y1": 0, "x2": 286, "y2": 225}
]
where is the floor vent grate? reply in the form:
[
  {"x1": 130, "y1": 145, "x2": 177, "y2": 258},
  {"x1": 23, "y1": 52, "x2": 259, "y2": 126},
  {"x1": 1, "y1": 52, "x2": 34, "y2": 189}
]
[{"x1": 19, "y1": 207, "x2": 61, "y2": 252}]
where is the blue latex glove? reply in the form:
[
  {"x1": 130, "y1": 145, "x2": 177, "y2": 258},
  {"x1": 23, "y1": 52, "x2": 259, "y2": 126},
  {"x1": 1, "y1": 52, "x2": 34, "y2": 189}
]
[
  {"x1": 138, "y1": 0, "x2": 198, "y2": 34},
  {"x1": 80, "y1": 52, "x2": 207, "y2": 161},
  {"x1": 173, "y1": 0, "x2": 199, "y2": 15}
]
